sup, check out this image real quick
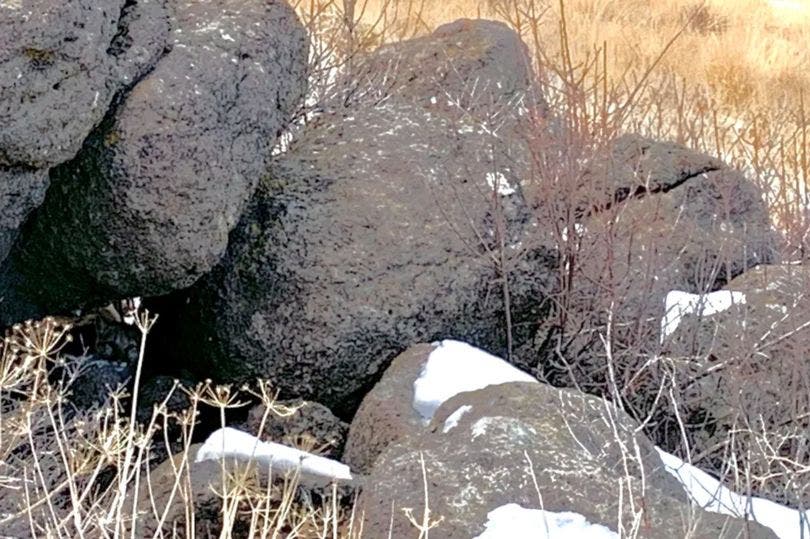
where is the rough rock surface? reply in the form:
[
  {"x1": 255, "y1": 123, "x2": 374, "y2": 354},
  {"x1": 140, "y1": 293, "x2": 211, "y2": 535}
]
[
  {"x1": 0, "y1": 0, "x2": 168, "y2": 168},
  {"x1": 579, "y1": 133, "x2": 727, "y2": 212},
  {"x1": 68, "y1": 355, "x2": 131, "y2": 410},
  {"x1": 245, "y1": 400, "x2": 348, "y2": 459},
  {"x1": 663, "y1": 263, "x2": 810, "y2": 507},
  {"x1": 0, "y1": 0, "x2": 308, "y2": 323},
  {"x1": 533, "y1": 140, "x2": 776, "y2": 391},
  {"x1": 0, "y1": 167, "x2": 49, "y2": 263},
  {"x1": 170, "y1": 20, "x2": 556, "y2": 414},
  {"x1": 359, "y1": 381, "x2": 777, "y2": 538},
  {"x1": 130, "y1": 442, "x2": 355, "y2": 537},
  {"x1": 0, "y1": 0, "x2": 169, "y2": 267},
  {"x1": 129, "y1": 445, "x2": 234, "y2": 537},
  {"x1": 343, "y1": 343, "x2": 436, "y2": 473},
  {"x1": 352, "y1": 18, "x2": 534, "y2": 114},
  {"x1": 136, "y1": 375, "x2": 192, "y2": 425}
]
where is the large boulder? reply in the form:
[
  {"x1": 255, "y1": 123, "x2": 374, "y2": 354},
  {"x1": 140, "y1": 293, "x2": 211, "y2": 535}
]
[
  {"x1": 532, "y1": 138, "x2": 776, "y2": 395},
  {"x1": 351, "y1": 18, "x2": 534, "y2": 114},
  {"x1": 577, "y1": 133, "x2": 727, "y2": 212},
  {"x1": 358, "y1": 381, "x2": 777, "y2": 538},
  {"x1": 343, "y1": 340, "x2": 537, "y2": 474},
  {"x1": 0, "y1": 0, "x2": 169, "y2": 266},
  {"x1": 0, "y1": 0, "x2": 308, "y2": 323},
  {"x1": 168, "y1": 20, "x2": 556, "y2": 414},
  {"x1": 343, "y1": 343, "x2": 437, "y2": 473},
  {"x1": 130, "y1": 431, "x2": 355, "y2": 538},
  {"x1": 661, "y1": 263, "x2": 810, "y2": 507},
  {"x1": 67, "y1": 354, "x2": 131, "y2": 410}
]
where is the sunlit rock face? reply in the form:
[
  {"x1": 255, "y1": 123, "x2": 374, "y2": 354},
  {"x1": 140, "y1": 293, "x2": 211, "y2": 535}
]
[
  {"x1": 169, "y1": 20, "x2": 556, "y2": 413},
  {"x1": 358, "y1": 380, "x2": 775, "y2": 538}
]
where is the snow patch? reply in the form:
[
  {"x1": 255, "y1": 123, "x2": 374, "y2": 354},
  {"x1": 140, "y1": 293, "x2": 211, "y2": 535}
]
[
  {"x1": 443, "y1": 405, "x2": 472, "y2": 433},
  {"x1": 474, "y1": 504, "x2": 618, "y2": 538},
  {"x1": 471, "y1": 417, "x2": 495, "y2": 440},
  {"x1": 413, "y1": 340, "x2": 536, "y2": 422},
  {"x1": 485, "y1": 172, "x2": 516, "y2": 196},
  {"x1": 657, "y1": 448, "x2": 810, "y2": 539},
  {"x1": 660, "y1": 290, "x2": 746, "y2": 343},
  {"x1": 196, "y1": 427, "x2": 352, "y2": 481}
]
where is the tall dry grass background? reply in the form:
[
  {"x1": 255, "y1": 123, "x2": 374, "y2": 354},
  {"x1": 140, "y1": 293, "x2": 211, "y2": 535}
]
[{"x1": 1, "y1": 0, "x2": 809, "y2": 536}]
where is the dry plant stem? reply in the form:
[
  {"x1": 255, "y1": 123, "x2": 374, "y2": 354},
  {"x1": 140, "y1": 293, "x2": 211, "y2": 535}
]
[
  {"x1": 2, "y1": 0, "x2": 809, "y2": 535},
  {"x1": 523, "y1": 449, "x2": 545, "y2": 511},
  {"x1": 112, "y1": 308, "x2": 157, "y2": 539},
  {"x1": 151, "y1": 406, "x2": 201, "y2": 534},
  {"x1": 403, "y1": 451, "x2": 443, "y2": 538},
  {"x1": 45, "y1": 404, "x2": 85, "y2": 536}
]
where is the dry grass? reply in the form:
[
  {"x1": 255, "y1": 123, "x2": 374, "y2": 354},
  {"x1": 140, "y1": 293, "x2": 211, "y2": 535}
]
[
  {"x1": 347, "y1": 0, "x2": 810, "y2": 112},
  {"x1": 2, "y1": 0, "x2": 809, "y2": 536},
  {"x1": 0, "y1": 315, "x2": 357, "y2": 538}
]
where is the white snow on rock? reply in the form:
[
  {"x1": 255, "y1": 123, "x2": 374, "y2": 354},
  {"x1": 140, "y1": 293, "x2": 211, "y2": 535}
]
[
  {"x1": 660, "y1": 290, "x2": 746, "y2": 343},
  {"x1": 409, "y1": 340, "x2": 809, "y2": 538},
  {"x1": 656, "y1": 448, "x2": 810, "y2": 539},
  {"x1": 196, "y1": 427, "x2": 352, "y2": 481},
  {"x1": 442, "y1": 405, "x2": 473, "y2": 433},
  {"x1": 471, "y1": 416, "x2": 496, "y2": 440},
  {"x1": 485, "y1": 171, "x2": 517, "y2": 196},
  {"x1": 413, "y1": 340, "x2": 536, "y2": 422},
  {"x1": 474, "y1": 504, "x2": 619, "y2": 538}
]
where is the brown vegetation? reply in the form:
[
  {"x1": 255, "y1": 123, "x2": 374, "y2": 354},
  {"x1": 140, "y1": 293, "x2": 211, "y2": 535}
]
[{"x1": 2, "y1": 0, "x2": 809, "y2": 536}]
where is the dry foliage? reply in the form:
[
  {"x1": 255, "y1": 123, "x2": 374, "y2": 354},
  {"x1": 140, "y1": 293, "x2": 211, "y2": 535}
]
[
  {"x1": 2, "y1": 0, "x2": 810, "y2": 536},
  {"x1": 0, "y1": 314, "x2": 358, "y2": 538}
]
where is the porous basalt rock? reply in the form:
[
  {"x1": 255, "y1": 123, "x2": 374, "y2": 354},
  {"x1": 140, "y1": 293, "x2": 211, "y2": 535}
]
[{"x1": 0, "y1": 0, "x2": 308, "y2": 322}]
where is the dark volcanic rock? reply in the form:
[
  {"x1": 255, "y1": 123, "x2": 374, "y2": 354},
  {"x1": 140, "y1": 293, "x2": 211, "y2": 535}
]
[
  {"x1": 1, "y1": 0, "x2": 126, "y2": 168},
  {"x1": 352, "y1": 18, "x2": 534, "y2": 114},
  {"x1": 580, "y1": 133, "x2": 727, "y2": 212},
  {"x1": 0, "y1": 0, "x2": 169, "y2": 269},
  {"x1": 0, "y1": 0, "x2": 308, "y2": 322},
  {"x1": 109, "y1": 0, "x2": 171, "y2": 85},
  {"x1": 359, "y1": 382, "x2": 777, "y2": 539},
  {"x1": 135, "y1": 375, "x2": 192, "y2": 425},
  {"x1": 68, "y1": 355, "x2": 131, "y2": 410},
  {"x1": 245, "y1": 400, "x2": 348, "y2": 459},
  {"x1": 343, "y1": 343, "x2": 436, "y2": 473},
  {"x1": 344, "y1": 340, "x2": 542, "y2": 474},
  {"x1": 171, "y1": 20, "x2": 555, "y2": 413},
  {"x1": 129, "y1": 438, "x2": 356, "y2": 537},
  {"x1": 535, "y1": 141, "x2": 776, "y2": 392},
  {"x1": 0, "y1": 167, "x2": 48, "y2": 263}
]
